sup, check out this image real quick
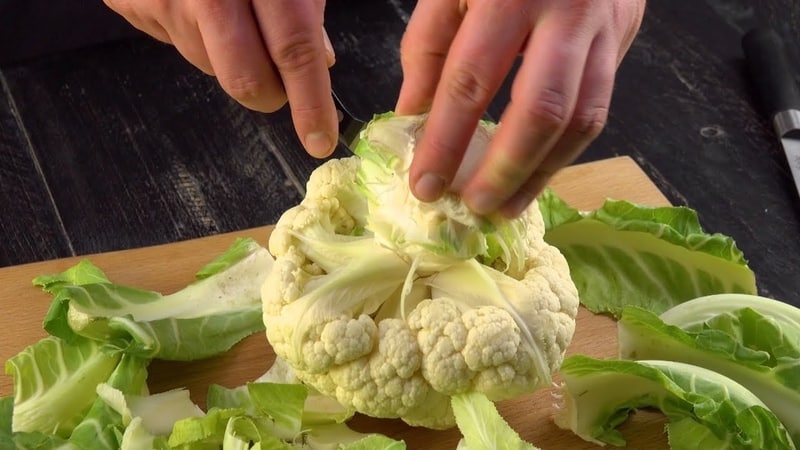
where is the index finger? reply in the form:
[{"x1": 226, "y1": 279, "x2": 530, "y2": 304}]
[
  {"x1": 461, "y1": 7, "x2": 599, "y2": 215},
  {"x1": 408, "y1": 0, "x2": 531, "y2": 202},
  {"x1": 254, "y1": 0, "x2": 338, "y2": 158},
  {"x1": 395, "y1": 0, "x2": 462, "y2": 115},
  {"x1": 196, "y1": 1, "x2": 287, "y2": 112}
]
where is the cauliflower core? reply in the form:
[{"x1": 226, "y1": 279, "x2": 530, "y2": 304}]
[{"x1": 262, "y1": 114, "x2": 579, "y2": 429}]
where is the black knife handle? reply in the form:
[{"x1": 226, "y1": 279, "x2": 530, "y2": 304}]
[{"x1": 742, "y1": 27, "x2": 800, "y2": 118}]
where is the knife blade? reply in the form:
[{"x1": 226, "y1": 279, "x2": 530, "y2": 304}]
[
  {"x1": 742, "y1": 27, "x2": 800, "y2": 199},
  {"x1": 332, "y1": 90, "x2": 367, "y2": 153}
]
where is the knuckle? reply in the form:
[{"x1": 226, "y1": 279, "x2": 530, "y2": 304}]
[
  {"x1": 399, "y1": 30, "x2": 414, "y2": 56},
  {"x1": 567, "y1": 0, "x2": 597, "y2": 15},
  {"x1": 104, "y1": 0, "x2": 144, "y2": 18},
  {"x1": 399, "y1": 32, "x2": 423, "y2": 67},
  {"x1": 147, "y1": 0, "x2": 171, "y2": 17},
  {"x1": 524, "y1": 88, "x2": 572, "y2": 131},
  {"x1": 398, "y1": 36, "x2": 419, "y2": 69},
  {"x1": 488, "y1": 153, "x2": 533, "y2": 186},
  {"x1": 102, "y1": 0, "x2": 128, "y2": 14},
  {"x1": 399, "y1": 32, "x2": 447, "y2": 75},
  {"x1": 617, "y1": 0, "x2": 647, "y2": 45},
  {"x1": 195, "y1": 0, "x2": 228, "y2": 22},
  {"x1": 424, "y1": 133, "x2": 461, "y2": 164},
  {"x1": 271, "y1": 30, "x2": 323, "y2": 74},
  {"x1": 445, "y1": 64, "x2": 493, "y2": 114},
  {"x1": 570, "y1": 104, "x2": 608, "y2": 137},
  {"x1": 554, "y1": 0, "x2": 595, "y2": 24},
  {"x1": 218, "y1": 75, "x2": 282, "y2": 112},
  {"x1": 105, "y1": 0, "x2": 171, "y2": 26}
]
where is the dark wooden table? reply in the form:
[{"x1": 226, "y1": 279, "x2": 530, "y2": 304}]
[{"x1": 1, "y1": 1, "x2": 799, "y2": 307}]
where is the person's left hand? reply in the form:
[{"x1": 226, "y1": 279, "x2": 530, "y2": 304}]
[
  {"x1": 396, "y1": 0, "x2": 646, "y2": 217},
  {"x1": 102, "y1": 0, "x2": 339, "y2": 159}
]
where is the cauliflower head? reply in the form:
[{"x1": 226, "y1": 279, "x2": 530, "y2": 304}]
[{"x1": 262, "y1": 113, "x2": 579, "y2": 429}]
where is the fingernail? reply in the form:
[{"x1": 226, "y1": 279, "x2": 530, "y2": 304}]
[
  {"x1": 467, "y1": 191, "x2": 500, "y2": 215},
  {"x1": 414, "y1": 173, "x2": 446, "y2": 201},
  {"x1": 322, "y1": 26, "x2": 335, "y2": 66},
  {"x1": 305, "y1": 131, "x2": 333, "y2": 157}
]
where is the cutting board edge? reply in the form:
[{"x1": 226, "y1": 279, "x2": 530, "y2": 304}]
[{"x1": 0, "y1": 155, "x2": 657, "y2": 276}]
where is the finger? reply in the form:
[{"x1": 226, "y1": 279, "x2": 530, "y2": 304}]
[
  {"x1": 322, "y1": 27, "x2": 336, "y2": 67},
  {"x1": 158, "y1": 2, "x2": 213, "y2": 74},
  {"x1": 408, "y1": 0, "x2": 532, "y2": 202},
  {"x1": 103, "y1": 0, "x2": 171, "y2": 43},
  {"x1": 395, "y1": 0, "x2": 463, "y2": 114},
  {"x1": 254, "y1": 0, "x2": 338, "y2": 158},
  {"x1": 106, "y1": 0, "x2": 211, "y2": 73},
  {"x1": 502, "y1": 34, "x2": 616, "y2": 217},
  {"x1": 194, "y1": 0, "x2": 287, "y2": 112},
  {"x1": 461, "y1": 10, "x2": 597, "y2": 215},
  {"x1": 616, "y1": 0, "x2": 646, "y2": 64}
]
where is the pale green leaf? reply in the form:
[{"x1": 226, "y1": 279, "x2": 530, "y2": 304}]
[
  {"x1": 539, "y1": 189, "x2": 756, "y2": 317},
  {"x1": 5, "y1": 336, "x2": 120, "y2": 437},
  {"x1": 556, "y1": 356, "x2": 795, "y2": 449},
  {"x1": 451, "y1": 392, "x2": 538, "y2": 450}
]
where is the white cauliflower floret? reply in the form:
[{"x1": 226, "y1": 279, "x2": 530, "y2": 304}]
[
  {"x1": 407, "y1": 299, "x2": 473, "y2": 395},
  {"x1": 320, "y1": 315, "x2": 377, "y2": 365},
  {"x1": 461, "y1": 307, "x2": 520, "y2": 370},
  {"x1": 262, "y1": 114, "x2": 579, "y2": 429}
]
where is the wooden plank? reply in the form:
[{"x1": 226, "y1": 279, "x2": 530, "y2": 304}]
[
  {"x1": 0, "y1": 156, "x2": 672, "y2": 449},
  {"x1": 0, "y1": 0, "x2": 416, "y2": 262},
  {"x1": 1, "y1": 38, "x2": 309, "y2": 257},
  {"x1": 0, "y1": 74, "x2": 72, "y2": 266}
]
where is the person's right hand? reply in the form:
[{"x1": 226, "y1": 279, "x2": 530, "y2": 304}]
[
  {"x1": 396, "y1": 0, "x2": 645, "y2": 218},
  {"x1": 103, "y1": 0, "x2": 339, "y2": 158}
]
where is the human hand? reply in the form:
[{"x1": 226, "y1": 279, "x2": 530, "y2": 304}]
[
  {"x1": 396, "y1": 0, "x2": 646, "y2": 217},
  {"x1": 103, "y1": 0, "x2": 339, "y2": 158}
]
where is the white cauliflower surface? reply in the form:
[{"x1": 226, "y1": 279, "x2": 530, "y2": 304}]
[{"x1": 261, "y1": 114, "x2": 579, "y2": 429}]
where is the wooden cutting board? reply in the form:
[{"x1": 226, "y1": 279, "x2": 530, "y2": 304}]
[{"x1": 0, "y1": 156, "x2": 672, "y2": 449}]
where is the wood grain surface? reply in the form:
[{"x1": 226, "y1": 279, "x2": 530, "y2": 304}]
[
  {"x1": 0, "y1": 157, "x2": 672, "y2": 449},
  {"x1": 1, "y1": 1, "x2": 799, "y2": 309}
]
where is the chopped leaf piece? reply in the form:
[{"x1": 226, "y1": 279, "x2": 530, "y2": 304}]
[
  {"x1": 304, "y1": 423, "x2": 406, "y2": 450},
  {"x1": 168, "y1": 407, "x2": 244, "y2": 449},
  {"x1": 37, "y1": 238, "x2": 273, "y2": 360},
  {"x1": 5, "y1": 336, "x2": 120, "y2": 437},
  {"x1": 539, "y1": 189, "x2": 756, "y2": 317},
  {"x1": 222, "y1": 416, "x2": 262, "y2": 450},
  {"x1": 119, "y1": 417, "x2": 170, "y2": 450},
  {"x1": 247, "y1": 383, "x2": 307, "y2": 439},
  {"x1": 619, "y1": 294, "x2": 800, "y2": 446},
  {"x1": 96, "y1": 384, "x2": 205, "y2": 436},
  {"x1": 451, "y1": 392, "x2": 539, "y2": 450},
  {"x1": 69, "y1": 354, "x2": 150, "y2": 449},
  {"x1": 555, "y1": 356, "x2": 795, "y2": 449}
]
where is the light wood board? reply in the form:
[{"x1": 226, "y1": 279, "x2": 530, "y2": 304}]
[{"x1": 0, "y1": 156, "x2": 672, "y2": 449}]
